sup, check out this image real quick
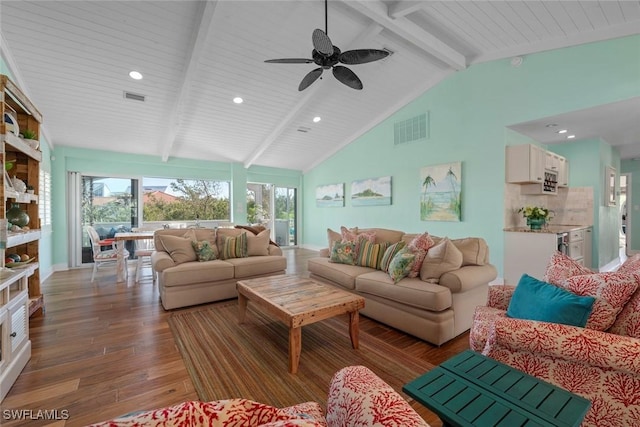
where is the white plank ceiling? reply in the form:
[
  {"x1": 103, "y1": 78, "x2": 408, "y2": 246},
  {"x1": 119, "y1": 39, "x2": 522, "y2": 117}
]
[{"x1": 1, "y1": 1, "x2": 639, "y2": 171}]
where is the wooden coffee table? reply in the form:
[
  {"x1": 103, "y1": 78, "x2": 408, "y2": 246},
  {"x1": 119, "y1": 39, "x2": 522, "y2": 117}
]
[{"x1": 236, "y1": 275, "x2": 365, "y2": 374}]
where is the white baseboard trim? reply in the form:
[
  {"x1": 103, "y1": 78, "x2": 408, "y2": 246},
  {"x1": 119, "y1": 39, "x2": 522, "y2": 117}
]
[
  {"x1": 600, "y1": 257, "x2": 621, "y2": 272},
  {"x1": 301, "y1": 243, "x2": 323, "y2": 252}
]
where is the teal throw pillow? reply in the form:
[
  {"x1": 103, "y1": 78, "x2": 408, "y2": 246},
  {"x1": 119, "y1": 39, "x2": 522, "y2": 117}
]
[
  {"x1": 191, "y1": 240, "x2": 217, "y2": 262},
  {"x1": 329, "y1": 241, "x2": 356, "y2": 265},
  {"x1": 387, "y1": 247, "x2": 415, "y2": 283},
  {"x1": 507, "y1": 274, "x2": 595, "y2": 327}
]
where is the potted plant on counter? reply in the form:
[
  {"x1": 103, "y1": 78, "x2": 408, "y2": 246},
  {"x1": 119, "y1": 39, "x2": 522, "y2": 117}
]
[{"x1": 519, "y1": 206, "x2": 552, "y2": 230}]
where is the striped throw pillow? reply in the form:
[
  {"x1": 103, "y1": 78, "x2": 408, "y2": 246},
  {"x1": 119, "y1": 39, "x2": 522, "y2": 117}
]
[
  {"x1": 221, "y1": 233, "x2": 247, "y2": 259},
  {"x1": 355, "y1": 239, "x2": 390, "y2": 269},
  {"x1": 379, "y1": 241, "x2": 406, "y2": 272}
]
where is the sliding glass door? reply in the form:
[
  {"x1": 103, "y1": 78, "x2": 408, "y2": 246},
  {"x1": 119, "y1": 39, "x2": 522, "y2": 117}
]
[{"x1": 247, "y1": 183, "x2": 297, "y2": 246}]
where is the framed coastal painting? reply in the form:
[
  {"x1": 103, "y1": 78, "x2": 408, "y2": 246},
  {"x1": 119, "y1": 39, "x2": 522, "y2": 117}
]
[
  {"x1": 420, "y1": 162, "x2": 462, "y2": 221},
  {"x1": 316, "y1": 183, "x2": 345, "y2": 207},
  {"x1": 351, "y1": 176, "x2": 391, "y2": 206}
]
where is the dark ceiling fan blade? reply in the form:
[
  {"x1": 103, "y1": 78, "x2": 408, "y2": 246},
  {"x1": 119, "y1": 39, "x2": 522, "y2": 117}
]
[
  {"x1": 298, "y1": 68, "x2": 323, "y2": 91},
  {"x1": 265, "y1": 58, "x2": 314, "y2": 64},
  {"x1": 312, "y1": 28, "x2": 334, "y2": 56},
  {"x1": 332, "y1": 66, "x2": 363, "y2": 90},
  {"x1": 339, "y1": 49, "x2": 390, "y2": 65}
]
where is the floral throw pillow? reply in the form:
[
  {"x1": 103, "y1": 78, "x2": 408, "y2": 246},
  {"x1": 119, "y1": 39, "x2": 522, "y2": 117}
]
[
  {"x1": 617, "y1": 253, "x2": 640, "y2": 274},
  {"x1": 191, "y1": 240, "x2": 217, "y2": 262},
  {"x1": 406, "y1": 232, "x2": 435, "y2": 278},
  {"x1": 543, "y1": 251, "x2": 592, "y2": 285},
  {"x1": 560, "y1": 272, "x2": 639, "y2": 331},
  {"x1": 388, "y1": 247, "x2": 415, "y2": 283},
  {"x1": 329, "y1": 241, "x2": 356, "y2": 265}
]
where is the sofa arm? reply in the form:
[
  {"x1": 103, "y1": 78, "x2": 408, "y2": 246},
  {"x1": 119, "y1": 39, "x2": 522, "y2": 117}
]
[
  {"x1": 486, "y1": 317, "x2": 640, "y2": 376},
  {"x1": 439, "y1": 264, "x2": 497, "y2": 293},
  {"x1": 486, "y1": 284, "x2": 516, "y2": 310},
  {"x1": 151, "y1": 250, "x2": 176, "y2": 273},
  {"x1": 326, "y1": 366, "x2": 429, "y2": 426},
  {"x1": 319, "y1": 248, "x2": 330, "y2": 258}
]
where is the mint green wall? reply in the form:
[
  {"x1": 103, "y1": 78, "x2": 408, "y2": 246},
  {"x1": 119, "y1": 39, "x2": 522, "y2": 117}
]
[
  {"x1": 50, "y1": 146, "x2": 301, "y2": 268},
  {"x1": 621, "y1": 160, "x2": 640, "y2": 253},
  {"x1": 303, "y1": 35, "x2": 640, "y2": 276},
  {"x1": 553, "y1": 139, "x2": 621, "y2": 266}
]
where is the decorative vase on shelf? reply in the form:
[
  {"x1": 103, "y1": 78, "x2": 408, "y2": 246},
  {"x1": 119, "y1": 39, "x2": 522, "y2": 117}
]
[
  {"x1": 529, "y1": 218, "x2": 545, "y2": 231},
  {"x1": 6, "y1": 203, "x2": 29, "y2": 227}
]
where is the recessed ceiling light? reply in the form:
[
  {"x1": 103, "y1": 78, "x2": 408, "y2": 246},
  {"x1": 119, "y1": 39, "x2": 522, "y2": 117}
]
[
  {"x1": 557, "y1": 129, "x2": 568, "y2": 134},
  {"x1": 313, "y1": 116, "x2": 321, "y2": 123},
  {"x1": 567, "y1": 135, "x2": 576, "y2": 139},
  {"x1": 233, "y1": 97, "x2": 243, "y2": 104},
  {"x1": 129, "y1": 71, "x2": 143, "y2": 80}
]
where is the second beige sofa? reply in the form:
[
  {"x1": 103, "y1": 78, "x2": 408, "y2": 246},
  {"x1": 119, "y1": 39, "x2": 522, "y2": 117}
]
[{"x1": 308, "y1": 227, "x2": 497, "y2": 345}]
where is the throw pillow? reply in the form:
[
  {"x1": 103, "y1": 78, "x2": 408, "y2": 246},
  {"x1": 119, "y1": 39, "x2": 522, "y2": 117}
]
[
  {"x1": 419, "y1": 237, "x2": 463, "y2": 282},
  {"x1": 340, "y1": 225, "x2": 358, "y2": 243},
  {"x1": 451, "y1": 237, "x2": 488, "y2": 266},
  {"x1": 220, "y1": 233, "x2": 248, "y2": 259},
  {"x1": 246, "y1": 229, "x2": 270, "y2": 256},
  {"x1": 506, "y1": 274, "x2": 595, "y2": 327},
  {"x1": 216, "y1": 228, "x2": 245, "y2": 254},
  {"x1": 158, "y1": 234, "x2": 197, "y2": 264},
  {"x1": 608, "y1": 284, "x2": 640, "y2": 338},
  {"x1": 191, "y1": 240, "x2": 217, "y2": 262},
  {"x1": 387, "y1": 247, "x2": 415, "y2": 283},
  {"x1": 329, "y1": 241, "x2": 356, "y2": 265},
  {"x1": 355, "y1": 239, "x2": 390, "y2": 269},
  {"x1": 543, "y1": 251, "x2": 592, "y2": 285},
  {"x1": 406, "y1": 232, "x2": 435, "y2": 278},
  {"x1": 560, "y1": 272, "x2": 639, "y2": 331},
  {"x1": 379, "y1": 241, "x2": 406, "y2": 272}
]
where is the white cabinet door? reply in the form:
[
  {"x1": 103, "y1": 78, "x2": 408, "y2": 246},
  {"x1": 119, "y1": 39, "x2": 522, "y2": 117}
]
[{"x1": 506, "y1": 144, "x2": 544, "y2": 184}]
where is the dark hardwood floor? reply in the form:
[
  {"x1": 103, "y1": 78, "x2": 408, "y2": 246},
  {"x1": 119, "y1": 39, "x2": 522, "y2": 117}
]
[{"x1": 3, "y1": 248, "x2": 469, "y2": 426}]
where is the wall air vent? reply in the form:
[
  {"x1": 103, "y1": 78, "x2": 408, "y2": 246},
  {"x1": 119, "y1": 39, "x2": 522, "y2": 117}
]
[
  {"x1": 123, "y1": 91, "x2": 146, "y2": 102},
  {"x1": 394, "y1": 112, "x2": 428, "y2": 145}
]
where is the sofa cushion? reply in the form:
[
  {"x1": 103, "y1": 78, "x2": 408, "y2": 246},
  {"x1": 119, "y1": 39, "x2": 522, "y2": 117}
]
[
  {"x1": 420, "y1": 237, "x2": 463, "y2": 282},
  {"x1": 617, "y1": 253, "x2": 640, "y2": 274},
  {"x1": 246, "y1": 229, "x2": 270, "y2": 256},
  {"x1": 379, "y1": 241, "x2": 406, "y2": 272},
  {"x1": 608, "y1": 284, "x2": 640, "y2": 338},
  {"x1": 329, "y1": 241, "x2": 356, "y2": 265},
  {"x1": 355, "y1": 271, "x2": 452, "y2": 311},
  {"x1": 308, "y1": 257, "x2": 372, "y2": 290},
  {"x1": 543, "y1": 251, "x2": 592, "y2": 285},
  {"x1": 507, "y1": 274, "x2": 595, "y2": 327},
  {"x1": 162, "y1": 260, "x2": 234, "y2": 287},
  {"x1": 221, "y1": 233, "x2": 248, "y2": 259},
  {"x1": 158, "y1": 234, "x2": 197, "y2": 264},
  {"x1": 225, "y1": 256, "x2": 287, "y2": 279},
  {"x1": 451, "y1": 237, "x2": 488, "y2": 266},
  {"x1": 355, "y1": 239, "x2": 389, "y2": 269},
  {"x1": 387, "y1": 247, "x2": 416, "y2": 283},
  {"x1": 191, "y1": 240, "x2": 217, "y2": 262},
  {"x1": 560, "y1": 272, "x2": 639, "y2": 331},
  {"x1": 406, "y1": 232, "x2": 435, "y2": 278}
]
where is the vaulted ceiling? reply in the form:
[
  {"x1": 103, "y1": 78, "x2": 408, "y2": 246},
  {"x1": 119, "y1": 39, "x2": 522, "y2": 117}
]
[{"x1": 1, "y1": 1, "x2": 639, "y2": 171}]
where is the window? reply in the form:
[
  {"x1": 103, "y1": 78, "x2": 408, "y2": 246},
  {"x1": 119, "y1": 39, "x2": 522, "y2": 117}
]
[
  {"x1": 142, "y1": 177, "x2": 230, "y2": 221},
  {"x1": 38, "y1": 169, "x2": 52, "y2": 228}
]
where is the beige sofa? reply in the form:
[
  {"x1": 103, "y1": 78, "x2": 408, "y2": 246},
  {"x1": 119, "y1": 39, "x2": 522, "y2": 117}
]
[
  {"x1": 151, "y1": 228, "x2": 286, "y2": 310},
  {"x1": 308, "y1": 227, "x2": 497, "y2": 345}
]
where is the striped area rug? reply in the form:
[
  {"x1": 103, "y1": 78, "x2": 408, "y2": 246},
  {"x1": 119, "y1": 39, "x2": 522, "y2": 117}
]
[{"x1": 168, "y1": 300, "x2": 434, "y2": 410}]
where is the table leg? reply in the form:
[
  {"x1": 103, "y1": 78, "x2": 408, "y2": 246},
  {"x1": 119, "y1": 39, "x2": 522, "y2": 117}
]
[
  {"x1": 116, "y1": 240, "x2": 125, "y2": 282},
  {"x1": 289, "y1": 326, "x2": 302, "y2": 374},
  {"x1": 349, "y1": 310, "x2": 360, "y2": 349},
  {"x1": 238, "y1": 293, "x2": 248, "y2": 323}
]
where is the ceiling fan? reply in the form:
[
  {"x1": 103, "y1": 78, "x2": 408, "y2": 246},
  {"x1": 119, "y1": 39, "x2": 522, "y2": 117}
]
[{"x1": 264, "y1": 0, "x2": 390, "y2": 91}]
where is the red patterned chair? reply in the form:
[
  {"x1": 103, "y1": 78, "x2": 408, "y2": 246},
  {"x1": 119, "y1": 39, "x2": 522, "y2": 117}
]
[
  {"x1": 470, "y1": 253, "x2": 640, "y2": 427},
  {"x1": 89, "y1": 365, "x2": 429, "y2": 426}
]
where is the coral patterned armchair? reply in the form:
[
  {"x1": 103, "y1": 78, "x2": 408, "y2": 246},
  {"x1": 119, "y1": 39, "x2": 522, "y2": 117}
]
[
  {"x1": 470, "y1": 253, "x2": 640, "y2": 427},
  {"x1": 89, "y1": 365, "x2": 429, "y2": 426}
]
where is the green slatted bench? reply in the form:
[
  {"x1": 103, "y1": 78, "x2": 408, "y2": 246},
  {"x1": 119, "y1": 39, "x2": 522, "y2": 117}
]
[{"x1": 403, "y1": 350, "x2": 590, "y2": 427}]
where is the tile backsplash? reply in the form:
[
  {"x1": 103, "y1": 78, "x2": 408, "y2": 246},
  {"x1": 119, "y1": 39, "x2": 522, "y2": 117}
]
[{"x1": 505, "y1": 184, "x2": 594, "y2": 228}]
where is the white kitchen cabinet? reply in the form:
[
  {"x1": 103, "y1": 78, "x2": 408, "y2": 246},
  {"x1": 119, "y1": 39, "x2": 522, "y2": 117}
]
[
  {"x1": 558, "y1": 157, "x2": 569, "y2": 187},
  {"x1": 504, "y1": 231, "x2": 558, "y2": 285},
  {"x1": 506, "y1": 144, "x2": 545, "y2": 184}
]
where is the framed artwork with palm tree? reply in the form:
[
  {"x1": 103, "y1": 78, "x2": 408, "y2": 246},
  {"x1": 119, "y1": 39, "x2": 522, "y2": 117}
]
[{"x1": 420, "y1": 162, "x2": 462, "y2": 221}]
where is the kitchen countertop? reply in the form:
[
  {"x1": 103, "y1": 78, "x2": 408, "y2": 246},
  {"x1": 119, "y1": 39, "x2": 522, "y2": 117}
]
[{"x1": 504, "y1": 225, "x2": 591, "y2": 234}]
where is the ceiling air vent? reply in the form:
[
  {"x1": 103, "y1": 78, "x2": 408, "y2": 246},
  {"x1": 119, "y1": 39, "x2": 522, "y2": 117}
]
[
  {"x1": 297, "y1": 126, "x2": 311, "y2": 133},
  {"x1": 394, "y1": 113, "x2": 428, "y2": 145},
  {"x1": 123, "y1": 91, "x2": 146, "y2": 102}
]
